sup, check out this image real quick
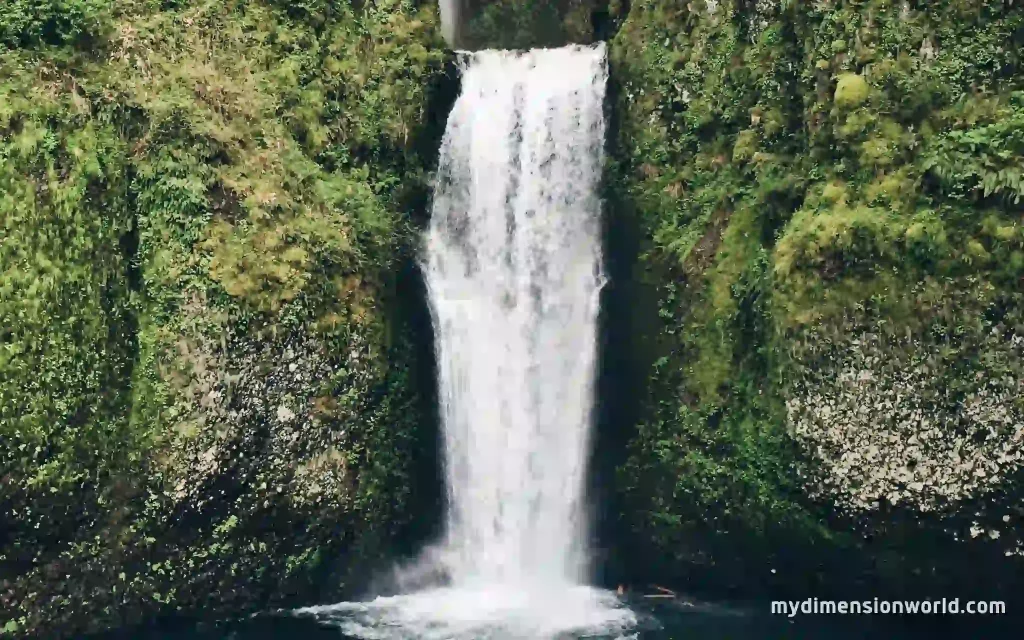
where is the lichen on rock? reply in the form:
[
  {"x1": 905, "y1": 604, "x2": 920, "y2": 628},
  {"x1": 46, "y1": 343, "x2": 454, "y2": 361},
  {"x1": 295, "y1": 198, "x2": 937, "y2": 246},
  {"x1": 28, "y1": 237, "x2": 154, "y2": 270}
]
[{"x1": 788, "y1": 326, "x2": 1024, "y2": 513}]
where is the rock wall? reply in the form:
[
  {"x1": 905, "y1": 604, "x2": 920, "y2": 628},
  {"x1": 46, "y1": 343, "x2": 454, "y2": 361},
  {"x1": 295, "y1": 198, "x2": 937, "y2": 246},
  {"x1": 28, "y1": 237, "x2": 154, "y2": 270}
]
[
  {"x1": 607, "y1": 0, "x2": 1024, "y2": 605},
  {"x1": 456, "y1": 0, "x2": 607, "y2": 49},
  {"x1": 0, "y1": 1, "x2": 450, "y2": 637}
]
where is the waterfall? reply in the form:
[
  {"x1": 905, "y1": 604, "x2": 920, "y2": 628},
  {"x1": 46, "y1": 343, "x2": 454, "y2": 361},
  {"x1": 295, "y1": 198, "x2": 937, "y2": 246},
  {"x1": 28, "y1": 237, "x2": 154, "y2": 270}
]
[
  {"x1": 426, "y1": 44, "x2": 607, "y2": 588},
  {"x1": 295, "y1": 44, "x2": 634, "y2": 639}
]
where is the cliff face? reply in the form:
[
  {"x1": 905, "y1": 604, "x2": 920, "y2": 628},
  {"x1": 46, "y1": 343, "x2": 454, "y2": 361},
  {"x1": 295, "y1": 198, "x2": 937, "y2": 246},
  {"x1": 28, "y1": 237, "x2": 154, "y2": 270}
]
[
  {"x1": 607, "y1": 0, "x2": 1023, "y2": 602},
  {"x1": 1, "y1": 1, "x2": 449, "y2": 636}
]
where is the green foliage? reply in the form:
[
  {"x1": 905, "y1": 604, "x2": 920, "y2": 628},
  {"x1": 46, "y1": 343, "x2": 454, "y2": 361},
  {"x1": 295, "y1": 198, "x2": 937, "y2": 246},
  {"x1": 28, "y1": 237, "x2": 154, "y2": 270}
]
[
  {"x1": 922, "y1": 92, "x2": 1024, "y2": 203},
  {"x1": 0, "y1": 59, "x2": 137, "y2": 594},
  {"x1": 775, "y1": 205, "x2": 897, "y2": 279},
  {"x1": 0, "y1": 0, "x2": 107, "y2": 48}
]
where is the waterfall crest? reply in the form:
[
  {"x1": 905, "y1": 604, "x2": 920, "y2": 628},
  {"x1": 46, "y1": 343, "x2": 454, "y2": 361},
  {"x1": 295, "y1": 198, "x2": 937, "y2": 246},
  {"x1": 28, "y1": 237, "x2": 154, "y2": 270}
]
[{"x1": 295, "y1": 44, "x2": 634, "y2": 640}]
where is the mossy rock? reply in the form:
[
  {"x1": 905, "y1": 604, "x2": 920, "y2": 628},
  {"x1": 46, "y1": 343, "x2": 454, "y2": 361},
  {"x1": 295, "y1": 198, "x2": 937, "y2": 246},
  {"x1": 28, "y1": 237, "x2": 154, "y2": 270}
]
[{"x1": 834, "y1": 73, "x2": 869, "y2": 109}]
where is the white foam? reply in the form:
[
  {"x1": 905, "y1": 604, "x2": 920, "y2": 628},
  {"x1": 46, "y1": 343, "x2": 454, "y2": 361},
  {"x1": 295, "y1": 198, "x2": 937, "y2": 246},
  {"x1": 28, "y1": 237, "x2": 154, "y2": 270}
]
[{"x1": 297, "y1": 583, "x2": 634, "y2": 640}]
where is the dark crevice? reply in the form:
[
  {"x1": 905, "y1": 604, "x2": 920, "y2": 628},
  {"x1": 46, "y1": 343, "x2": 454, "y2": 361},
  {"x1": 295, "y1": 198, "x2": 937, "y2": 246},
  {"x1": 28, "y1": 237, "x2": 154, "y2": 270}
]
[
  {"x1": 587, "y1": 48, "x2": 660, "y2": 590},
  {"x1": 384, "y1": 254, "x2": 444, "y2": 568},
  {"x1": 402, "y1": 53, "x2": 460, "y2": 229}
]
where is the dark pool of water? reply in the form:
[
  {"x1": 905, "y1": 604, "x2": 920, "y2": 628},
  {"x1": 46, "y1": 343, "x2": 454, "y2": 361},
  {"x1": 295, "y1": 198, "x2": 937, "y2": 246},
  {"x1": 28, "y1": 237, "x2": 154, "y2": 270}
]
[{"x1": 91, "y1": 595, "x2": 1020, "y2": 640}]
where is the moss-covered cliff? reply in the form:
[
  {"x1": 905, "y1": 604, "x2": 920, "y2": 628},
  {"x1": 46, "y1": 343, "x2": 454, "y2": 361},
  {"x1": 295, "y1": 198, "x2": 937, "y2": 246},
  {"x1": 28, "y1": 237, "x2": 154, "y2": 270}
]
[
  {"x1": 607, "y1": 0, "x2": 1023, "y2": 605},
  {"x1": 1, "y1": 1, "x2": 449, "y2": 636}
]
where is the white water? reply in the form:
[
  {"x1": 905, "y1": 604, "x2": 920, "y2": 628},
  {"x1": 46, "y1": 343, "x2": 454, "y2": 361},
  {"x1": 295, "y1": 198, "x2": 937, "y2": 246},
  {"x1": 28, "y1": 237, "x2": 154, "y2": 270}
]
[
  {"x1": 296, "y1": 44, "x2": 634, "y2": 639},
  {"x1": 429, "y1": 42, "x2": 608, "y2": 590}
]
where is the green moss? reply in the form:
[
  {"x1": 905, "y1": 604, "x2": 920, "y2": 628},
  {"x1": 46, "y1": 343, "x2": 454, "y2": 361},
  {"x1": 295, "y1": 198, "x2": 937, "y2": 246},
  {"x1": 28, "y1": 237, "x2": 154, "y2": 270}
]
[
  {"x1": 731, "y1": 129, "x2": 758, "y2": 163},
  {"x1": 775, "y1": 205, "x2": 896, "y2": 278},
  {"x1": 834, "y1": 73, "x2": 869, "y2": 109},
  {"x1": 819, "y1": 181, "x2": 848, "y2": 206},
  {"x1": 0, "y1": 56, "x2": 137, "y2": 607}
]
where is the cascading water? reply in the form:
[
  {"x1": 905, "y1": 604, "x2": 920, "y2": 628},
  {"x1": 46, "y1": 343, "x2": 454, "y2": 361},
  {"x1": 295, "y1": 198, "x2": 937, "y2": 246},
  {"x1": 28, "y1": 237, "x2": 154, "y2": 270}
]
[
  {"x1": 296, "y1": 44, "x2": 635, "y2": 639},
  {"x1": 428, "y1": 43, "x2": 607, "y2": 589}
]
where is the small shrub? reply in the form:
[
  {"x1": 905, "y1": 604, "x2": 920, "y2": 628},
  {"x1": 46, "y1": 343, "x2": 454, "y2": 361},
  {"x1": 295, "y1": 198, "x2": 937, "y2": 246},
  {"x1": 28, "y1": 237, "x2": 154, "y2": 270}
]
[{"x1": 0, "y1": 0, "x2": 106, "y2": 48}]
